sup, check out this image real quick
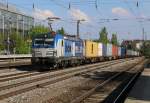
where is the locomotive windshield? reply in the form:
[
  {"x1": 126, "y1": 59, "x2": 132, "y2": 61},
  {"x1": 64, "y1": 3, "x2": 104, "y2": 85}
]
[
  {"x1": 34, "y1": 39, "x2": 44, "y2": 45},
  {"x1": 33, "y1": 38, "x2": 54, "y2": 48},
  {"x1": 44, "y1": 39, "x2": 54, "y2": 47}
]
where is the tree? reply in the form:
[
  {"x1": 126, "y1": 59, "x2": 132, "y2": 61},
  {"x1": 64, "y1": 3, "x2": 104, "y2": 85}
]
[
  {"x1": 141, "y1": 41, "x2": 150, "y2": 57},
  {"x1": 29, "y1": 25, "x2": 50, "y2": 38},
  {"x1": 4, "y1": 33, "x2": 30, "y2": 54},
  {"x1": 15, "y1": 35, "x2": 29, "y2": 54},
  {"x1": 111, "y1": 33, "x2": 118, "y2": 45},
  {"x1": 0, "y1": 34, "x2": 5, "y2": 53},
  {"x1": 56, "y1": 27, "x2": 65, "y2": 35},
  {"x1": 99, "y1": 27, "x2": 109, "y2": 44}
]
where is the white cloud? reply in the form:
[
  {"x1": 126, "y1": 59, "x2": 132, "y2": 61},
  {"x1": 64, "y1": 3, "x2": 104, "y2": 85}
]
[
  {"x1": 140, "y1": 14, "x2": 147, "y2": 19},
  {"x1": 112, "y1": 7, "x2": 131, "y2": 17},
  {"x1": 70, "y1": 8, "x2": 90, "y2": 22},
  {"x1": 33, "y1": 8, "x2": 55, "y2": 20}
]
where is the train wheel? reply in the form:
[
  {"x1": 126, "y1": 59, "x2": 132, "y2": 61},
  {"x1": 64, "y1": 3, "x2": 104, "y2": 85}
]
[{"x1": 61, "y1": 61, "x2": 66, "y2": 69}]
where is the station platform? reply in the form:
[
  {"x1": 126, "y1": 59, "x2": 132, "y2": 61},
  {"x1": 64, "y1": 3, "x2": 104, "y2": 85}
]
[{"x1": 125, "y1": 63, "x2": 150, "y2": 103}]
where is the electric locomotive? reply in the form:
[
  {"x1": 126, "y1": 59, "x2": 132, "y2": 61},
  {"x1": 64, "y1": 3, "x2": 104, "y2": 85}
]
[{"x1": 31, "y1": 32, "x2": 84, "y2": 68}]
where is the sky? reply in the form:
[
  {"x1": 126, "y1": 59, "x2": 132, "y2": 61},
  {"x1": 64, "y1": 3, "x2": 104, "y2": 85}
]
[{"x1": 2, "y1": 0, "x2": 150, "y2": 43}]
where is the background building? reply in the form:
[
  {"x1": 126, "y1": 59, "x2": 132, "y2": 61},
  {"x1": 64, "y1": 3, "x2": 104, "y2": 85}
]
[
  {"x1": 121, "y1": 40, "x2": 143, "y2": 50},
  {"x1": 0, "y1": 2, "x2": 34, "y2": 38}
]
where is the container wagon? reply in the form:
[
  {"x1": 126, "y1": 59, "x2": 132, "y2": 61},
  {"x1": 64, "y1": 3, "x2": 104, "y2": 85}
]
[
  {"x1": 112, "y1": 45, "x2": 118, "y2": 59},
  {"x1": 102, "y1": 44, "x2": 107, "y2": 59},
  {"x1": 84, "y1": 40, "x2": 98, "y2": 63},
  {"x1": 106, "y1": 43, "x2": 112, "y2": 60},
  {"x1": 118, "y1": 47, "x2": 121, "y2": 58},
  {"x1": 121, "y1": 47, "x2": 126, "y2": 58},
  {"x1": 126, "y1": 50, "x2": 132, "y2": 57},
  {"x1": 98, "y1": 43, "x2": 103, "y2": 61}
]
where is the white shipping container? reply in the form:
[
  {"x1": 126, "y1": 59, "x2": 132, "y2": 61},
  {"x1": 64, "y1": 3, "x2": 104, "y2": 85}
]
[
  {"x1": 118, "y1": 47, "x2": 121, "y2": 56},
  {"x1": 106, "y1": 43, "x2": 112, "y2": 56},
  {"x1": 127, "y1": 50, "x2": 132, "y2": 56},
  {"x1": 98, "y1": 43, "x2": 103, "y2": 56}
]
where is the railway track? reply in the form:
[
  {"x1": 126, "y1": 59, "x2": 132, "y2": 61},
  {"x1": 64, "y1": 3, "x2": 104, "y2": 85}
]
[
  {"x1": 0, "y1": 62, "x2": 31, "y2": 69},
  {"x1": 0, "y1": 59, "x2": 31, "y2": 68},
  {"x1": 70, "y1": 59, "x2": 146, "y2": 103},
  {"x1": 0, "y1": 58, "x2": 139, "y2": 100},
  {"x1": 0, "y1": 58, "x2": 132, "y2": 82}
]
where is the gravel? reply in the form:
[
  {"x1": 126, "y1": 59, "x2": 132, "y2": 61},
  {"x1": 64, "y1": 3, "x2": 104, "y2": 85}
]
[{"x1": 0, "y1": 58, "x2": 142, "y2": 103}]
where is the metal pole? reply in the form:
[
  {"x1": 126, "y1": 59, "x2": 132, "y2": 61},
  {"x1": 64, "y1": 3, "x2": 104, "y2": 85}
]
[
  {"x1": 17, "y1": 16, "x2": 18, "y2": 35},
  {"x1": 23, "y1": 19, "x2": 24, "y2": 39},
  {"x1": 145, "y1": 32, "x2": 147, "y2": 41},
  {"x1": 7, "y1": 18, "x2": 11, "y2": 55},
  {"x1": 28, "y1": 22, "x2": 30, "y2": 54},
  {"x1": 142, "y1": 28, "x2": 144, "y2": 41},
  {"x1": 7, "y1": 31, "x2": 10, "y2": 55},
  {"x1": 77, "y1": 20, "x2": 80, "y2": 38},
  {"x1": 2, "y1": 15, "x2": 5, "y2": 38}
]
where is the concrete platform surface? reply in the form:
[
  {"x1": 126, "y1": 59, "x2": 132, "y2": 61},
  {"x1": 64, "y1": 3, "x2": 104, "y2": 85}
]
[{"x1": 125, "y1": 66, "x2": 150, "y2": 103}]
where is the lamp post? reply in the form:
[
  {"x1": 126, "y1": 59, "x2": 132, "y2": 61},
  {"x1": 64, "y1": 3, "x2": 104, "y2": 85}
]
[
  {"x1": 2, "y1": 15, "x2": 5, "y2": 38},
  {"x1": 23, "y1": 19, "x2": 24, "y2": 38},
  {"x1": 76, "y1": 19, "x2": 85, "y2": 38},
  {"x1": 7, "y1": 17, "x2": 12, "y2": 55}
]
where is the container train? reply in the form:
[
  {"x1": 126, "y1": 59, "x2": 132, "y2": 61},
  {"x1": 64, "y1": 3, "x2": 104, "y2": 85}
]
[{"x1": 31, "y1": 32, "x2": 140, "y2": 68}]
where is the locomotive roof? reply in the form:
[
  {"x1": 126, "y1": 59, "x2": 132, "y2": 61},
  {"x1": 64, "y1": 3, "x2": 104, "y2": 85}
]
[{"x1": 32, "y1": 32, "x2": 83, "y2": 41}]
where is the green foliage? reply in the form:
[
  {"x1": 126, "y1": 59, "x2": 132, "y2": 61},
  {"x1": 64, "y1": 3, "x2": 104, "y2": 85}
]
[
  {"x1": 0, "y1": 34, "x2": 4, "y2": 52},
  {"x1": 99, "y1": 27, "x2": 109, "y2": 44},
  {"x1": 141, "y1": 41, "x2": 150, "y2": 57},
  {"x1": 29, "y1": 25, "x2": 50, "y2": 38},
  {"x1": 13, "y1": 34, "x2": 30, "y2": 54},
  {"x1": 111, "y1": 33, "x2": 118, "y2": 45},
  {"x1": 0, "y1": 33, "x2": 30, "y2": 54},
  {"x1": 56, "y1": 27, "x2": 65, "y2": 35}
]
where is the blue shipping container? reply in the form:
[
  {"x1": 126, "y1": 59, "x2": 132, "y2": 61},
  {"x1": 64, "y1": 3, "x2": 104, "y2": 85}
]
[
  {"x1": 102, "y1": 44, "x2": 107, "y2": 57},
  {"x1": 121, "y1": 47, "x2": 126, "y2": 57}
]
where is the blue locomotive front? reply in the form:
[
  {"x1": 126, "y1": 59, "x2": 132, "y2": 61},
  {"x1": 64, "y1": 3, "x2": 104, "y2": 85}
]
[
  {"x1": 31, "y1": 32, "x2": 84, "y2": 67},
  {"x1": 31, "y1": 32, "x2": 64, "y2": 66}
]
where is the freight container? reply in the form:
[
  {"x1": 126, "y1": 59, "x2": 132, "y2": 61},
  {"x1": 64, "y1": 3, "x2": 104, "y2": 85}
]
[
  {"x1": 126, "y1": 50, "x2": 132, "y2": 56},
  {"x1": 106, "y1": 43, "x2": 112, "y2": 57},
  {"x1": 112, "y1": 45, "x2": 118, "y2": 57},
  {"x1": 84, "y1": 40, "x2": 98, "y2": 57},
  {"x1": 118, "y1": 47, "x2": 121, "y2": 57},
  {"x1": 98, "y1": 43, "x2": 103, "y2": 57},
  {"x1": 121, "y1": 47, "x2": 126, "y2": 57},
  {"x1": 102, "y1": 44, "x2": 107, "y2": 57}
]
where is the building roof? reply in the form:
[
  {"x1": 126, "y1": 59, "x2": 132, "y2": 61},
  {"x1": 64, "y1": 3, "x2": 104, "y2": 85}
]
[{"x1": 0, "y1": 2, "x2": 33, "y2": 18}]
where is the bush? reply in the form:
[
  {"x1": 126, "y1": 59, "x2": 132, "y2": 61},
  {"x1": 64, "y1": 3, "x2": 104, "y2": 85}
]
[{"x1": 0, "y1": 34, "x2": 5, "y2": 53}]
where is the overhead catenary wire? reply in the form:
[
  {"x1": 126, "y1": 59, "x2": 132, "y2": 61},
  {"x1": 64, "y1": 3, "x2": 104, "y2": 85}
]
[
  {"x1": 49, "y1": 0, "x2": 69, "y2": 10},
  {"x1": 122, "y1": 0, "x2": 145, "y2": 39},
  {"x1": 3, "y1": 0, "x2": 150, "y2": 39}
]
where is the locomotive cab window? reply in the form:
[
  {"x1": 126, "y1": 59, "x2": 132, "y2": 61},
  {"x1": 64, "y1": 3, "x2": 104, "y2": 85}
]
[
  {"x1": 34, "y1": 39, "x2": 44, "y2": 45},
  {"x1": 44, "y1": 39, "x2": 54, "y2": 46}
]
